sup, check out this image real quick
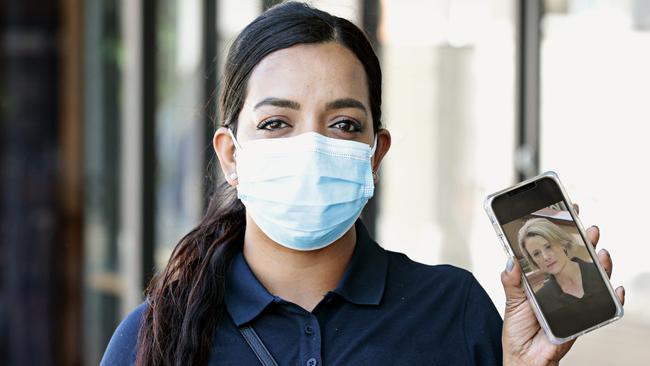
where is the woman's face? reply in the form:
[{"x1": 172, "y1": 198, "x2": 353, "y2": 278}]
[{"x1": 524, "y1": 235, "x2": 569, "y2": 275}]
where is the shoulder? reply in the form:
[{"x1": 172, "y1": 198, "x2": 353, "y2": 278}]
[
  {"x1": 535, "y1": 281, "x2": 554, "y2": 301},
  {"x1": 384, "y1": 249, "x2": 475, "y2": 291},
  {"x1": 572, "y1": 257, "x2": 601, "y2": 283},
  {"x1": 535, "y1": 274, "x2": 564, "y2": 302},
  {"x1": 534, "y1": 278, "x2": 566, "y2": 312},
  {"x1": 100, "y1": 301, "x2": 148, "y2": 366},
  {"x1": 573, "y1": 257, "x2": 597, "y2": 273},
  {"x1": 383, "y1": 250, "x2": 503, "y2": 363},
  {"x1": 383, "y1": 250, "x2": 497, "y2": 313}
]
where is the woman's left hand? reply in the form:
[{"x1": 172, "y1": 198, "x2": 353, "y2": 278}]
[{"x1": 500, "y1": 206, "x2": 625, "y2": 366}]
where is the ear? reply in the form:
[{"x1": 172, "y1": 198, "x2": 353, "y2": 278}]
[
  {"x1": 371, "y1": 128, "x2": 391, "y2": 184},
  {"x1": 213, "y1": 127, "x2": 238, "y2": 186}
]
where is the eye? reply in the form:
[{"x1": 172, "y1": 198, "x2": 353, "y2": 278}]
[
  {"x1": 544, "y1": 243, "x2": 552, "y2": 250},
  {"x1": 532, "y1": 250, "x2": 541, "y2": 257},
  {"x1": 257, "y1": 119, "x2": 290, "y2": 131},
  {"x1": 331, "y1": 119, "x2": 362, "y2": 133}
]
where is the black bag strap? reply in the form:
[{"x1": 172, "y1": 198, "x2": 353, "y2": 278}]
[{"x1": 238, "y1": 324, "x2": 279, "y2": 366}]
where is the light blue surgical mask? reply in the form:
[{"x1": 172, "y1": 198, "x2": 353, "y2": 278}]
[{"x1": 229, "y1": 129, "x2": 377, "y2": 251}]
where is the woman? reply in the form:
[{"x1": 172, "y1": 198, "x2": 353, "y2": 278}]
[
  {"x1": 518, "y1": 218, "x2": 612, "y2": 313},
  {"x1": 101, "y1": 3, "x2": 624, "y2": 365}
]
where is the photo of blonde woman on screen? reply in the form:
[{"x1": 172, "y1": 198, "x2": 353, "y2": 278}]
[{"x1": 517, "y1": 217, "x2": 607, "y2": 313}]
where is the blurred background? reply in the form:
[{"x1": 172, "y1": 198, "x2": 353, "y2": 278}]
[{"x1": 1, "y1": 0, "x2": 649, "y2": 364}]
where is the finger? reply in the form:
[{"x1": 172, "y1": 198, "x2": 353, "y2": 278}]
[
  {"x1": 501, "y1": 257, "x2": 527, "y2": 309},
  {"x1": 573, "y1": 203, "x2": 580, "y2": 215},
  {"x1": 586, "y1": 225, "x2": 600, "y2": 248},
  {"x1": 615, "y1": 286, "x2": 625, "y2": 306},
  {"x1": 597, "y1": 248, "x2": 612, "y2": 278}
]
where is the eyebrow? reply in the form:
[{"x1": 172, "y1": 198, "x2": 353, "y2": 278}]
[
  {"x1": 253, "y1": 97, "x2": 368, "y2": 116},
  {"x1": 326, "y1": 98, "x2": 367, "y2": 116},
  {"x1": 254, "y1": 97, "x2": 301, "y2": 110}
]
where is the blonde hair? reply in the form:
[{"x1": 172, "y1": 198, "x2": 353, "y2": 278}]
[{"x1": 517, "y1": 217, "x2": 575, "y2": 270}]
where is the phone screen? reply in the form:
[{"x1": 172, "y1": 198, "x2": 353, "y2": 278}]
[{"x1": 492, "y1": 177, "x2": 617, "y2": 339}]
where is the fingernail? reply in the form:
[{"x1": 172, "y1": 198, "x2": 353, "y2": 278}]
[
  {"x1": 591, "y1": 225, "x2": 599, "y2": 231},
  {"x1": 506, "y1": 257, "x2": 514, "y2": 272},
  {"x1": 622, "y1": 286, "x2": 626, "y2": 296}
]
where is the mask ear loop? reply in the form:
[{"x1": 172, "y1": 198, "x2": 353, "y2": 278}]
[
  {"x1": 227, "y1": 127, "x2": 243, "y2": 152},
  {"x1": 370, "y1": 134, "x2": 379, "y2": 181},
  {"x1": 370, "y1": 134, "x2": 378, "y2": 158},
  {"x1": 226, "y1": 128, "x2": 242, "y2": 183}
]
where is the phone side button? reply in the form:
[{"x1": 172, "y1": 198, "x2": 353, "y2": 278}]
[{"x1": 498, "y1": 235, "x2": 512, "y2": 256}]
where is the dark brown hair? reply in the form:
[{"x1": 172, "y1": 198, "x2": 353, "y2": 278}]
[{"x1": 135, "y1": 2, "x2": 382, "y2": 365}]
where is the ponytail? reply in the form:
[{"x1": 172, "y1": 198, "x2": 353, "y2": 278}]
[{"x1": 134, "y1": 184, "x2": 245, "y2": 365}]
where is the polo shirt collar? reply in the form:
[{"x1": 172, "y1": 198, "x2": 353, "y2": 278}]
[
  {"x1": 225, "y1": 219, "x2": 388, "y2": 326},
  {"x1": 333, "y1": 220, "x2": 388, "y2": 306},
  {"x1": 225, "y1": 250, "x2": 276, "y2": 327}
]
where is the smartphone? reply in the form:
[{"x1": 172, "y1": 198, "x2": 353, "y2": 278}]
[{"x1": 484, "y1": 171, "x2": 623, "y2": 344}]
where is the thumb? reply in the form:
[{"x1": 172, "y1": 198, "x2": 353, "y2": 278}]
[{"x1": 501, "y1": 257, "x2": 527, "y2": 311}]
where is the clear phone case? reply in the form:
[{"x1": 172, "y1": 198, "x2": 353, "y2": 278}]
[{"x1": 484, "y1": 171, "x2": 624, "y2": 344}]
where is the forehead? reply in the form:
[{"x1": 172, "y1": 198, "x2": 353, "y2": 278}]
[
  {"x1": 525, "y1": 235, "x2": 550, "y2": 250},
  {"x1": 244, "y1": 42, "x2": 369, "y2": 105}
]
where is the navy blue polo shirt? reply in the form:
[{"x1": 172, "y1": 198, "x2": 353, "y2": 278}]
[{"x1": 101, "y1": 220, "x2": 503, "y2": 365}]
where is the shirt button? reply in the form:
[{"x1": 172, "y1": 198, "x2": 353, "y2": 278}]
[
  {"x1": 306, "y1": 358, "x2": 318, "y2": 366},
  {"x1": 304, "y1": 325, "x2": 314, "y2": 335}
]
